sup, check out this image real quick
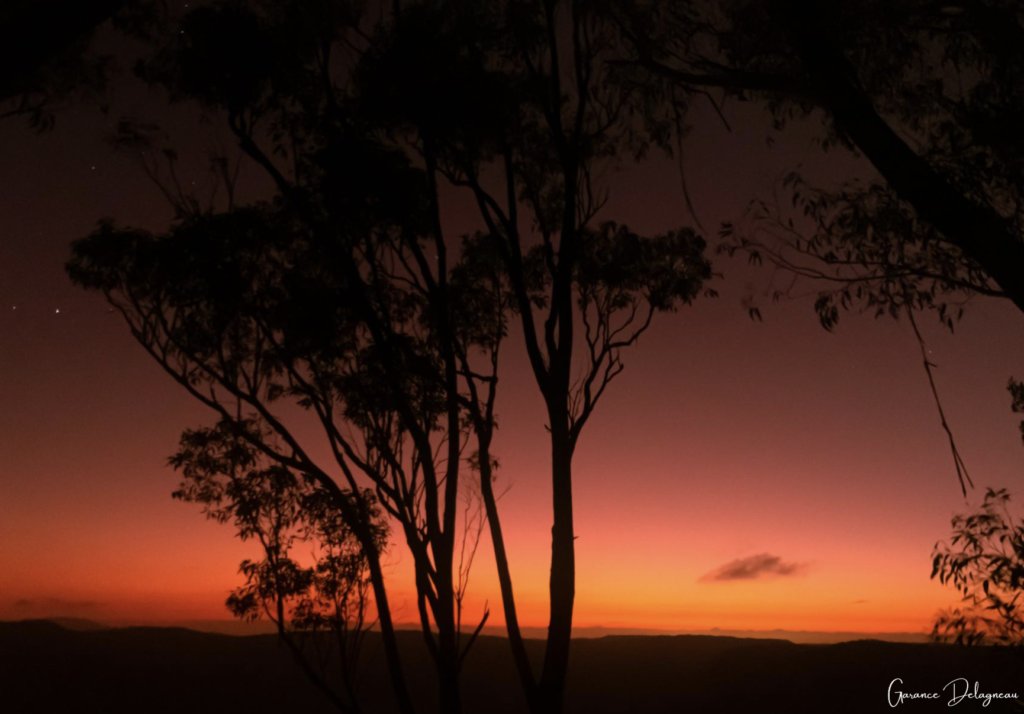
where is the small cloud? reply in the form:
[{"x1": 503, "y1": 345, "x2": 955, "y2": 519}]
[
  {"x1": 852, "y1": 599, "x2": 868, "y2": 605},
  {"x1": 13, "y1": 597, "x2": 104, "y2": 612},
  {"x1": 699, "y1": 553, "x2": 808, "y2": 582}
]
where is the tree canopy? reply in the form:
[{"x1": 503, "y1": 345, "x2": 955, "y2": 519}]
[
  {"x1": 622, "y1": 0, "x2": 1024, "y2": 325},
  {"x1": 67, "y1": 2, "x2": 712, "y2": 713}
]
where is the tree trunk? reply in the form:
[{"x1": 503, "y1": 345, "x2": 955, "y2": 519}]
[
  {"x1": 434, "y1": 581, "x2": 463, "y2": 714},
  {"x1": 537, "y1": 423, "x2": 576, "y2": 714},
  {"x1": 364, "y1": 552, "x2": 418, "y2": 714},
  {"x1": 437, "y1": 654, "x2": 462, "y2": 714},
  {"x1": 478, "y1": 439, "x2": 539, "y2": 708},
  {"x1": 321, "y1": 482, "x2": 418, "y2": 714}
]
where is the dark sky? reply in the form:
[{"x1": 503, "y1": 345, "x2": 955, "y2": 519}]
[{"x1": 2, "y1": 25, "x2": 1024, "y2": 634}]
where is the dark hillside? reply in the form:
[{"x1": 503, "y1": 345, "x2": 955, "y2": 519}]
[{"x1": 1, "y1": 620, "x2": 1020, "y2": 713}]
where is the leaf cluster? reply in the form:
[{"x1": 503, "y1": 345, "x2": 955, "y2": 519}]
[{"x1": 932, "y1": 487, "x2": 1024, "y2": 646}]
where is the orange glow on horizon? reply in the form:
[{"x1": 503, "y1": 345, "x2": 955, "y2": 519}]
[{"x1": 5, "y1": 104, "x2": 1024, "y2": 643}]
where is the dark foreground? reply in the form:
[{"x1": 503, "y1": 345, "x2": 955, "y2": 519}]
[{"x1": 2, "y1": 620, "x2": 1021, "y2": 713}]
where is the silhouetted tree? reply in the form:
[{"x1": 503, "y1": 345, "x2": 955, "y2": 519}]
[
  {"x1": 619, "y1": 0, "x2": 1024, "y2": 322},
  {"x1": 612, "y1": 0, "x2": 1024, "y2": 495},
  {"x1": 68, "y1": 2, "x2": 711, "y2": 713},
  {"x1": 354, "y1": 4, "x2": 712, "y2": 712},
  {"x1": 68, "y1": 169, "x2": 503, "y2": 714},
  {"x1": 931, "y1": 380, "x2": 1024, "y2": 646},
  {"x1": 173, "y1": 420, "x2": 387, "y2": 713},
  {"x1": 932, "y1": 487, "x2": 1024, "y2": 646}
]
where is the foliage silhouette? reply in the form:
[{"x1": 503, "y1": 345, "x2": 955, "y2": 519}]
[
  {"x1": 619, "y1": 0, "x2": 1024, "y2": 323},
  {"x1": 932, "y1": 488, "x2": 1024, "y2": 647},
  {"x1": 344, "y1": 4, "x2": 714, "y2": 712},
  {"x1": 172, "y1": 419, "x2": 386, "y2": 712},
  {"x1": 615, "y1": 0, "x2": 1024, "y2": 497},
  {"x1": 69, "y1": 151, "x2": 504, "y2": 713},
  {"x1": 68, "y1": 2, "x2": 712, "y2": 713}
]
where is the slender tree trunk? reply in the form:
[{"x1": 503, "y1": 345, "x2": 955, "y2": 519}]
[
  {"x1": 538, "y1": 420, "x2": 576, "y2": 714},
  {"x1": 396, "y1": 501, "x2": 464, "y2": 714},
  {"x1": 433, "y1": 565, "x2": 463, "y2": 714},
  {"x1": 437, "y1": 652, "x2": 462, "y2": 714},
  {"x1": 314, "y1": 481, "x2": 419, "y2": 714},
  {"x1": 478, "y1": 438, "x2": 539, "y2": 708},
  {"x1": 363, "y1": 551, "x2": 418, "y2": 714}
]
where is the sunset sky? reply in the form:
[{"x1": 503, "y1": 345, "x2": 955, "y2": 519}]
[{"x1": 3, "y1": 31, "x2": 1024, "y2": 638}]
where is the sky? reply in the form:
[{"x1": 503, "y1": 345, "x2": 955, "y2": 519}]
[{"x1": 3, "y1": 28, "x2": 1024, "y2": 638}]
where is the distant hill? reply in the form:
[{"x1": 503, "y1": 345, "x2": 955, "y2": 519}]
[
  {"x1": 24, "y1": 617, "x2": 110, "y2": 632},
  {"x1": 89, "y1": 618, "x2": 932, "y2": 644},
  {"x1": 472, "y1": 624, "x2": 932, "y2": 644},
  {"x1": 1, "y1": 620, "x2": 1020, "y2": 713},
  {"x1": 682, "y1": 626, "x2": 931, "y2": 644}
]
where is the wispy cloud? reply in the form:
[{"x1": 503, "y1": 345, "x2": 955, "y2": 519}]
[{"x1": 699, "y1": 553, "x2": 808, "y2": 582}]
